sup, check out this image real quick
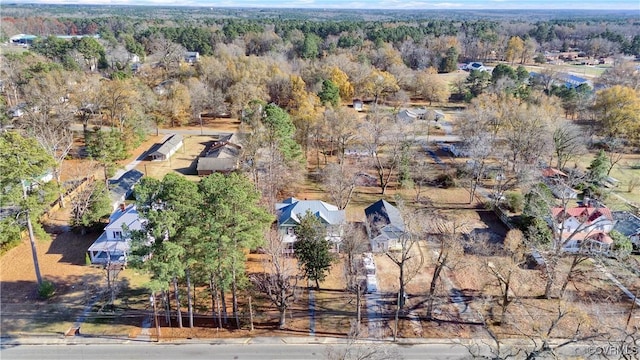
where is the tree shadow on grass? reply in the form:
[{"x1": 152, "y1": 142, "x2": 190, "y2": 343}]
[{"x1": 45, "y1": 230, "x2": 99, "y2": 265}]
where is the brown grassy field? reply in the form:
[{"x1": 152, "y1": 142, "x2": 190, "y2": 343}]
[{"x1": 3, "y1": 100, "x2": 639, "y2": 343}]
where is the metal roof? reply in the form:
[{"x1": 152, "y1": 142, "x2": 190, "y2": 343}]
[{"x1": 275, "y1": 197, "x2": 345, "y2": 226}]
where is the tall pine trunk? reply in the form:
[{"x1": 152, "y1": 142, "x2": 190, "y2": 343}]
[
  {"x1": 163, "y1": 290, "x2": 171, "y2": 324},
  {"x1": 186, "y1": 269, "x2": 193, "y2": 328},
  {"x1": 173, "y1": 276, "x2": 183, "y2": 328},
  {"x1": 21, "y1": 182, "x2": 42, "y2": 288},
  {"x1": 209, "y1": 275, "x2": 219, "y2": 328},
  {"x1": 220, "y1": 289, "x2": 228, "y2": 325},
  {"x1": 232, "y1": 265, "x2": 240, "y2": 329}
]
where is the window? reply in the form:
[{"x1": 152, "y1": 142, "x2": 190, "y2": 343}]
[
  {"x1": 287, "y1": 227, "x2": 294, "y2": 235},
  {"x1": 112, "y1": 231, "x2": 122, "y2": 239}
]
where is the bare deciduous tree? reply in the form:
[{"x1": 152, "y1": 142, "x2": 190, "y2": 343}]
[
  {"x1": 459, "y1": 96, "x2": 500, "y2": 203},
  {"x1": 360, "y1": 110, "x2": 412, "y2": 195},
  {"x1": 384, "y1": 200, "x2": 426, "y2": 340},
  {"x1": 323, "y1": 162, "x2": 361, "y2": 210},
  {"x1": 551, "y1": 120, "x2": 587, "y2": 169},
  {"x1": 341, "y1": 223, "x2": 369, "y2": 332},
  {"x1": 470, "y1": 300, "x2": 603, "y2": 359},
  {"x1": 425, "y1": 215, "x2": 465, "y2": 320},
  {"x1": 251, "y1": 230, "x2": 299, "y2": 330},
  {"x1": 602, "y1": 137, "x2": 626, "y2": 176},
  {"x1": 21, "y1": 70, "x2": 74, "y2": 208}
]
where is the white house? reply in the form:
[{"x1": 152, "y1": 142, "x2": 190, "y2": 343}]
[
  {"x1": 364, "y1": 199, "x2": 405, "y2": 252},
  {"x1": 551, "y1": 206, "x2": 616, "y2": 254},
  {"x1": 148, "y1": 134, "x2": 183, "y2": 161},
  {"x1": 275, "y1": 197, "x2": 346, "y2": 253},
  {"x1": 87, "y1": 204, "x2": 144, "y2": 266}
]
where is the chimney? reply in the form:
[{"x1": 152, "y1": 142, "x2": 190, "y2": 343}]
[{"x1": 120, "y1": 203, "x2": 126, "y2": 212}]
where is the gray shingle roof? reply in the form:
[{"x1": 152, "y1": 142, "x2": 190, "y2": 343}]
[
  {"x1": 149, "y1": 134, "x2": 183, "y2": 157},
  {"x1": 365, "y1": 199, "x2": 405, "y2": 239},
  {"x1": 613, "y1": 211, "x2": 640, "y2": 237},
  {"x1": 196, "y1": 157, "x2": 238, "y2": 172},
  {"x1": 109, "y1": 169, "x2": 144, "y2": 202}
]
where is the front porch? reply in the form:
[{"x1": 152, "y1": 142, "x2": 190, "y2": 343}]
[{"x1": 87, "y1": 232, "x2": 129, "y2": 265}]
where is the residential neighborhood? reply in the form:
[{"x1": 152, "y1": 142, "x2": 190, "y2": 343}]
[{"x1": 1, "y1": 4, "x2": 639, "y2": 358}]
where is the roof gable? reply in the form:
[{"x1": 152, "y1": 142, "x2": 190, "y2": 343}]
[
  {"x1": 365, "y1": 199, "x2": 405, "y2": 238},
  {"x1": 552, "y1": 206, "x2": 613, "y2": 225}
]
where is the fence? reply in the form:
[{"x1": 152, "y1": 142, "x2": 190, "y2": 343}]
[
  {"x1": 41, "y1": 175, "x2": 96, "y2": 223},
  {"x1": 492, "y1": 205, "x2": 515, "y2": 230}
]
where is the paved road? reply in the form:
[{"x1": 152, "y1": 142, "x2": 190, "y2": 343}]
[
  {"x1": 69, "y1": 124, "x2": 230, "y2": 137},
  {"x1": 2, "y1": 344, "x2": 468, "y2": 360},
  {"x1": 0, "y1": 338, "x2": 610, "y2": 360},
  {"x1": 1, "y1": 342, "x2": 469, "y2": 360}
]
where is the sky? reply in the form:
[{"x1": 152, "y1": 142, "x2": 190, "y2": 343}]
[{"x1": 9, "y1": 0, "x2": 640, "y2": 10}]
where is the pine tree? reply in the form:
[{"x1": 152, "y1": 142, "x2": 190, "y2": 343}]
[
  {"x1": 0, "y1": 132, "x2": 56, "y2": 289},
  {"x1": 294, "y1": 210, "x2": 335, "y2": 290},
  {"x1": 587, "y1": 149, "x2": 610, "y2": 185},
  {"x1": 318, "y1": 79, "x2": 340, "y2": 107}
]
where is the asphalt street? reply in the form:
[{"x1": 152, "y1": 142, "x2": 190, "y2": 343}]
[{"x1": 0, "y1": 341, "x2": 469, "y2": 360}]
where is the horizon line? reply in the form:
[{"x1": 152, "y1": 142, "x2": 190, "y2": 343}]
[{"x1": 3, "y1": 3, "x2": 639, "y2": 11}]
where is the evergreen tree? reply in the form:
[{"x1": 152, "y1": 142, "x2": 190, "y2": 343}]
[
  {"x1": 491, "y1": 64, "x2": 517, "y2": 83},
  {"x1": 318, "y1": 79, "x2": 340, "y2": 107},
  {"x1": 71, "y1": 180, "x2": 112, "y2": 233},
  {"x1": 131, "y1": 174, "x2": 201, "y2": 328},
  {"x1": 85, "y1": 128, "x2": 128, "y2": 186},
  {"x1": 198, "y1": 173, "x2": 273, "y2": 329},
  {"x1": 587, "y1": 149, "x2": 610, "y2": 185},
  {"x1": 294, "y1": 210, "x2": 334, "y2": 290},
  {"x1": 0, "y1": 132, "x2": 56, "y2": 289},
  {"x1": 263, "y1": 103, "x2": 303, "y2": 162},
  {"x1": 439, "y1": 46, "x2": 459, "y2": 73},
  {"x1": 300, "y1": 33, "x2": 321, "y2": 59}
]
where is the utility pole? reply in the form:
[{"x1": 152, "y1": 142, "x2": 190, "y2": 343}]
[{"x1": 22, "y1": 180, "x2": 42, "y2": 287}]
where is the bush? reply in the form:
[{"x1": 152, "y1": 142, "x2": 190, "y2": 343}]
[
  {"x1": 435, "y1": 173, "x2": 456, "y2": 188},
  {"x1": 38, "y1": 280, "x2": 56, "y2": 299},
  {"x1": 505, "y1": 192, "x2": 524, "y2": 212}
]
